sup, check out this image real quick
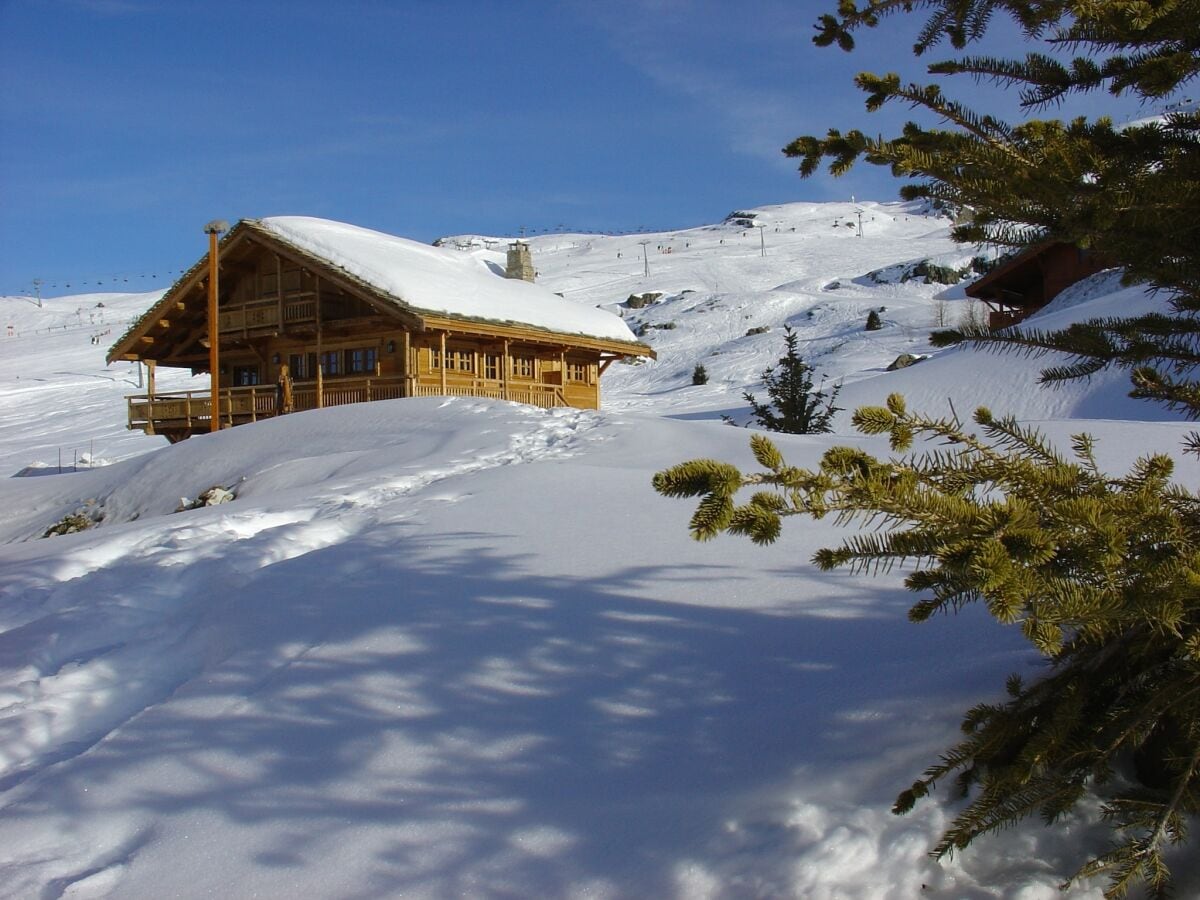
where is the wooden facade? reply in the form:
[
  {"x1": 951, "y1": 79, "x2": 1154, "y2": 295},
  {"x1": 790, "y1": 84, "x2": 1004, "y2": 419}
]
[
  {"x1": 108, "y1": 220, "x2": 653, "y2": 442},
  {"x1": 966, "y1": 242, "x2": 1112, "y2": 329}
]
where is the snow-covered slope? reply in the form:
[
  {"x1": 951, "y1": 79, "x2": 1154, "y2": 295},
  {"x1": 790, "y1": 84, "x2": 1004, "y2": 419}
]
[
  {"x1": 0, "y1": 291, "x2": 201, "y2": 474},
  {"x1": 1, "y1": 201, "x2": 1195, "y2": 899}
]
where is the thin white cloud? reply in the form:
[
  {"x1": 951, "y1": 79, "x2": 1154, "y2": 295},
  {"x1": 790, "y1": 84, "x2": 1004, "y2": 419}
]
[
  {"x1": 59, "y1": 0, "x2": 148, "y2": 14},
  {"x1": 573, "y1": 0, "x2": 849, "y2": 167}
]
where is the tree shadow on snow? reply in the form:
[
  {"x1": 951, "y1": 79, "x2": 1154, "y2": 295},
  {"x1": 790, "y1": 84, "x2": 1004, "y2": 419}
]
[{"x1": 1, "y1": 516, "x2": 1033, "y2": 898}]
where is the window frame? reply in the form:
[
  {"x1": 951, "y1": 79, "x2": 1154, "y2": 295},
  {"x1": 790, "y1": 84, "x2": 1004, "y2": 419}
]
[
  {"x1": 345, "y1": 346, "x2": 378, "y2": 375},
  {"x1": 320, "y1": 350, "x2": 341, "y2": 376},
  {"x1": 232, "y1": 364, "x2": 261, "y2": 386},
  {"x1": 511, "y1": 354, "x2": 535, "y2": 380}
]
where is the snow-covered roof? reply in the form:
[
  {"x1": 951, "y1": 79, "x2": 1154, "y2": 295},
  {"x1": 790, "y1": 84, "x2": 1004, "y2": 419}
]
[{"x1": 253, "y1": 216, "x2": 641, "y2": 346}]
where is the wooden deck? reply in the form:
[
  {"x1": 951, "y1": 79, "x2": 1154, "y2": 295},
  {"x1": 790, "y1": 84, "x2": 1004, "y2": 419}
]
[{"x1": 126, "y1": 376, "x2": 570, "y2": 441}]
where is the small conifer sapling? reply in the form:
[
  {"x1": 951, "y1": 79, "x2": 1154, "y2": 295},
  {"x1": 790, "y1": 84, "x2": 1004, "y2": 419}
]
[{"x1": 742, "y1": 325, "x2": 840, "y2": 434}]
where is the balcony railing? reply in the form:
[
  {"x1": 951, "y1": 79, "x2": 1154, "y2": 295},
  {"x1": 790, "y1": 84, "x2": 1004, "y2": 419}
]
[
  {"x1": 217, "y1": 299, "x2": 317, "y2": 334},
  {"x1": 126, "y1": 375, "x2": 568, "y2": 438}
]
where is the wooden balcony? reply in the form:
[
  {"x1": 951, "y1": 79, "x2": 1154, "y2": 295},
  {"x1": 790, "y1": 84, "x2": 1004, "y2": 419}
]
[
  {"x1": 126, "y1": 376, "x2": 568, "y2": 441},
  {"x1": 217, "y1": 299, "x2": 317, "y2": 334}
]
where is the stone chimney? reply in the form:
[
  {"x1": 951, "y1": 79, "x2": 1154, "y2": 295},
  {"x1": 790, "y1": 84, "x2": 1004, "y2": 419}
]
[{"x1": 505, "y1": 241, "x2": 535, "y2": 282}]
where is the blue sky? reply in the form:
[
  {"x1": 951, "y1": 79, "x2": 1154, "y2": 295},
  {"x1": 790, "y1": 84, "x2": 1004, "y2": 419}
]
[{"x1": 0, "y1": 0, "x2": 1152, "y2": 298}]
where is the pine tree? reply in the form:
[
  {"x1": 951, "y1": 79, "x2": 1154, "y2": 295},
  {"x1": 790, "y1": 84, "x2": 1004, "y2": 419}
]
[
  {"x1": 693, "y1": 363, "x2": 709, "y2": 385},
  {"x1": 653, "y1": 398, "x2": 1200, "y2": 897},
  {"x1": 791, "y1": 1, "x2": 1200, "y2": 281},
  {"x1": 742, "y1": 326, "x2": 841, "y2": 434},
  {"x1": 788, "y1": 1, "x2": 1200, "y2": 398},
  {"x1": 865, "y1": 309, "x2": 883, "y2": 331},
  {"x1": 655, "y1": 3, "x2": 1200, "y2": 895}
]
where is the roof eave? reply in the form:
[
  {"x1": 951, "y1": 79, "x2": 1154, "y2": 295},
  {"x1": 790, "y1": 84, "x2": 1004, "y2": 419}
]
[
  {"x1": 105, "y1": 221, "x2": 253, "y2": 363},
  {"x1": 108, "y1": 217, "x2": 655, "y2": 362}
]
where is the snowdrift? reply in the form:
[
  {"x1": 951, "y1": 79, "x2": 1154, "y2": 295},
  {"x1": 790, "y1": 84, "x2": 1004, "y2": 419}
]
[{"x1": 2, "y1": 200, "x2": 1197, "y2": 898}]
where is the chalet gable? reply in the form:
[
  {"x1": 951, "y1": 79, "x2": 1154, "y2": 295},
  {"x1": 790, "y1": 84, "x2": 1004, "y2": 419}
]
[
  {"x1": 108, "y1": 217, "x2": 650, "y2": 366},
  {"x1": 107, "y1": 217, "x2": 653, "y2": 441}
]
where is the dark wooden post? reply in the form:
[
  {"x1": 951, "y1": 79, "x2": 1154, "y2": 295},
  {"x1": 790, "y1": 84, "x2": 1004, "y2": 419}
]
[
  {"x1": 203, "y1": 220, "x2": 229, "y2": 432},
  {"x1": 315, "y1": 273, "x2": 324, "y2": 408},
  {"x1": 440, "y1": 332, "x2": 448, "y2": 394},
  {"x1": 275, "y1": 254, "x2": 285, "y2": 333},
  {"x1": 502, "y1": 339, "x2": 510, "y2": 400}
]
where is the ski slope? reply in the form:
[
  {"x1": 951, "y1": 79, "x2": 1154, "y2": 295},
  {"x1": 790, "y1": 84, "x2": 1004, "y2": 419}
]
[{"x1": 1, "y1": 201, "x2": 1196, "y2": 899}]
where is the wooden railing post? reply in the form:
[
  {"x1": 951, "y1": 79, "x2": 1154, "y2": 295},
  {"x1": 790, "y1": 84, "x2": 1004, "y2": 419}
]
[
  {"x1": 440, "y1": 332, "x2": 448, "y2": 395},
  {"x1": 502, "y1": 339, "x2": 510, "y2": 400}
]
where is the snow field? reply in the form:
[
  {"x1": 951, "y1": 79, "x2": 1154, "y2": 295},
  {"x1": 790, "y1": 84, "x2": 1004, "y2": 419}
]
[{"x1": 1, "y1": 199, "x2": 1197, "y2": 898}]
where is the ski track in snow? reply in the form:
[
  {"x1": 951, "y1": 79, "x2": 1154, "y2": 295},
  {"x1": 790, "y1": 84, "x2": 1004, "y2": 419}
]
[{"x1": 0, "y1": 405, "x2": 605, "y2": 802}]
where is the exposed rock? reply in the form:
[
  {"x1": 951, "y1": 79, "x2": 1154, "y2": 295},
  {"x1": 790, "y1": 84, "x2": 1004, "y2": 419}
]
[
  {"x1": 42, "y1": 500, "x2": 103, "y2": 538},
  {"x1": 887, "y1": 353, "x2": 927, "y2": 371},
  {"x1": 626, "y1": 292, "x2": 664, "y2": 309},
  {"x1": 176, "y1": 485, "x2": 237, "y2": 512},
  {"x1": 43, "y1": 513, "x2": 94, "y2": 538}
]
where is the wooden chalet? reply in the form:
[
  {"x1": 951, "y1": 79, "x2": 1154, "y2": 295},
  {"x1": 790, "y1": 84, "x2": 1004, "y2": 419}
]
[
  {"x1": 107, "y1": 217, "x2": 654, "y2": 442},
  {"x1": 966, "y1": 241, "x2": 1112, "y2": 329}
]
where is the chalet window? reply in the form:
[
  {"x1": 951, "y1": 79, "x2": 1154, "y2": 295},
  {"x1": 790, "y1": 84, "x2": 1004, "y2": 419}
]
[
  {"x1": 346, "y1": 347, "x2": 377, "y2": 374},
  {"x1": 511, "y1": 354, "x2": 535, "y2": 379},
  {"x1": 289, "y1": 353, "x2": 317, "y2": 379},
  {"x1": 321, "y1": 350, "x2": 341, "y2": 376},
  {"x1": 433, "y1": 346, "x2": 474, "y2": 372},
  {"x1": 233, "y1": 365, "x2": 260, "y2": 386},
  {"x1": 567, "y1": 361, "x2": 590, "y2": 383},
  {"x1": 483, "y1": 353, "x2": 501, "y2": 380}
]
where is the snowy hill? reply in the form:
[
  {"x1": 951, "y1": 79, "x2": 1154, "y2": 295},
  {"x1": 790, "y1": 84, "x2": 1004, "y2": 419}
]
[{"x1": 1, "y1": 201, "x2": 1196, "y2": 899}]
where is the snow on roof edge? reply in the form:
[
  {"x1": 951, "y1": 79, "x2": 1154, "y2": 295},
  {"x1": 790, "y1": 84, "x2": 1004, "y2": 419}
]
[{"x1": 253, "y1": 216, "x2": 646, "y2": 348}]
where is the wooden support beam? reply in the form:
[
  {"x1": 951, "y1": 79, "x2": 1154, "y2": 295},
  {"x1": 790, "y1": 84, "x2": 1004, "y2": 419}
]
[
  {"x1": 502, "y1": 338, "x2": 510, "y2": 400},
  {"x1": 315, "y1": 273, "x2": 322, "y2": 330},
  {"x1": 207, "y1": 228, "x2": 221, "y2": 433},
  {"x1": 276, "y1": 255, "x2": 285, "y2": 336},
  {"x1": 182, "y1": 323, "x2": 211, "y2": 353},
  {"x1": 440, "y1": 331, "x2": 447, "y2": 394},
  {"x1": 316, "y1": 273, "x2": 324, "y2": 409}
]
